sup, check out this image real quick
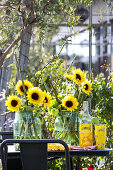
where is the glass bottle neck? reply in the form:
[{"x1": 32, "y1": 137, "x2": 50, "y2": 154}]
[
  {"x1": 81, "y1": 101, "x2": 92, "y2": 124},
  {"x1": 83, "y1": 101, "x2": 88, "y2": 110}
]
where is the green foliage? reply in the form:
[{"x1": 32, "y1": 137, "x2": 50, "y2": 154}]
[
  {"x1": 0, "y1": 8, "x2": 20, "y2": 48},
  {"x1": 0, "y1": 0, "x2": 93, "y2": 51},
  {"x1": 92, "y1": 73, "x2": 113, "y2": 122},
  {"x1": 91, "y1": 71, "x2": 113, "y2": 169},
  {"x1": 48, "y1": 158, "x2": 66, "y2": 170}
]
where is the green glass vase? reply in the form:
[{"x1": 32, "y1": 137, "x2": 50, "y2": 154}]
[
  {"x1": 54, "y1": 111, "x2": 79, "y2": 146},
  {"x1": 13, "y1": 111, "x2": 42, "y2": 140}
]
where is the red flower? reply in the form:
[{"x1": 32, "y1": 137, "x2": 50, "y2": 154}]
[
  {"x1": 80, "y1": 168, "x2": 83, "y2": 170},
  {"x1": 100, "y1": 62, "x2": 103, "y2": 66},
  {"x1": 87, "y1": 164, "x2": 94, "y2": 170}
]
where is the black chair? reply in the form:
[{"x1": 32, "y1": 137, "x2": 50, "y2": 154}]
[
  {"x1": 0, "y1": 139, "x2": 71, "y2": 170},
  {"x1": 0, "y1": 131, "x2": 13, "y2": 142},
  {"x1": 0, "y1": 131, "x2": 22, "y2": 170}
]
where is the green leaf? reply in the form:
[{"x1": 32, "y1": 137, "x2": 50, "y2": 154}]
[
  {"x1": 6, "y1": 52, "x2": 13, "y2": 59},
  {"x1": 7, "y1": 64, "x2": 13, "y2": 67},
  {"x1": 1, "y1": 40, "x2": 8, "y2": 44}
]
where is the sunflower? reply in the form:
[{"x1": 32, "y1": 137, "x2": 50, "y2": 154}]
[
  {"x1": 65, "y1": 74, "x2": 74, "y2": 81},
  {"x1": 82, "y1": 80, "x2": 92, "y2": 95},
  {"x1": 5, "y1": 95, "x2": 21, "y2": 112},
  {"x1": 43, "y1": 91, "x2": 52, "y2": 108},
  {"x1": 27, "y1": 87, "x2": 44, "y2": 105},
  {"x1": 62, "y1": 94, "x2": 78, "y2": 112},
  {"x1": 73, "y1": 69, "x2": 85, "y2": 84},
  {"x1": 16, "y1": 80, "x2": 33, "y2": 95}
]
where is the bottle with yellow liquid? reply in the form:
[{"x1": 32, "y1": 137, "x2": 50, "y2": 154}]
[{"x1": 79, "y1": 101, "x2": 93, "y2": 147}]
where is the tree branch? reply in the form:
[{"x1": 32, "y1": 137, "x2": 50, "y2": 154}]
[
  {"x1": 23, "y1": 0, "x2": 35, "y2": 19},
  {"x1": 43, "y1": 0, "x2": 53, "y2": 13},
  {"x1": 0, "y1": 0, "x2": 54, "y2": 68},
  {"x1": 49, "y1": 79, "x2": 61, "y2": 105},
  {"x1": 0, "y1": 17, "x2": 40, "y2": 68},
  {"x1": 0, "y1": 24, "x2": 31, "y2": 68}
]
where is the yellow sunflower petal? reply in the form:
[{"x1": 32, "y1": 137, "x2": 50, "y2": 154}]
[
  {"x1": 65, "y1": 74, "x2": 74, "y2": 81},
  {"x1": 73, "y1": 69, "x2": 85, "y2": 84},
  {"x1": 27, "y1": 87, "x2": 44, "y2": 105},
  {"x1": 62, "y1": 94, "x2": 78, "y2": 112},
  {"x1": 5, "y1": 95, "x2": 21, "y2": 112},
  {"x1": 43, "y1": 91, "x2": 52, "y2": 108},
  {"x1": 82, "y1": 80, "x2": 92, "y2": 95},
  {"x1": 16, "y1": 80, "x2": 33, "y2": 95}
]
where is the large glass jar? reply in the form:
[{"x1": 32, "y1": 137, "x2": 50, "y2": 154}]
[
  {"x1": 13, "y1": 111, "x2": 42, "y2": 140},
  {"x1": 54, "y1": 111, "x2": 79, "y2": 146}
]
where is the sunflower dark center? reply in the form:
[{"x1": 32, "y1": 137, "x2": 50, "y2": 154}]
[
  {"x1": 11, "y1": 100, "x2": 18, "y2": 107},
  {"x1": 66, "y1": 101, "x2": 73, "y2": 107},
  {"x1": 84, "y1": 84, "x2": 88, "y2": 90},
  {"x1": 76, "y1": 74, "x2": 81, "y2": 80},
  {"x1": 32, "y1": 93, "x2": 39, "y2": 100},
  {"x1": 45, "y1": 97, "x2": 48, "y2": 103},
  {"x1": 20, "y1": 85, "x2": 28, "y2": 92}
]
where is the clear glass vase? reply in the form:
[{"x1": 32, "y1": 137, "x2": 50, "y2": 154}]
[
  {"x1": 54, "y1": 111, "x2": 79, "y2": 146},
  {"x1": 13, "y1": 111, "x2": 42, "y2": 140}
]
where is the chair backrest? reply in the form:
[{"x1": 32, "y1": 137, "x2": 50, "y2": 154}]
[
  {"x1": 0, "y1": 131, "x2": 13, "y2": 142},
  {"x1": 1, "y1": 139, "x2": 70, "y2": 170}
]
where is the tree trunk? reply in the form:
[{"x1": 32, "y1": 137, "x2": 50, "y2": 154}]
[
  {"x1": 16, "y1": 27, "x2": 32, "y2": 80},
  {"x1": 0, "y1": 27, "x2": 32, "y2": 131},
  {"x1": 0, "y1": 55, "x2": 13, "y2": 130}
]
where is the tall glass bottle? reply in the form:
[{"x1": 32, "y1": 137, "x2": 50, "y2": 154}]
[{"x1": 79, "y1": 101, "x2": 93, "y2": 147}]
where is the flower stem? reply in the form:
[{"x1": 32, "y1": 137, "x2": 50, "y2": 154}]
[
  {"x1": 49, "y1": 79, "x2": 61, "y2": 105},
  {"x1": 31, "y1": 113, "x2": 38, "y2": 136}
]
